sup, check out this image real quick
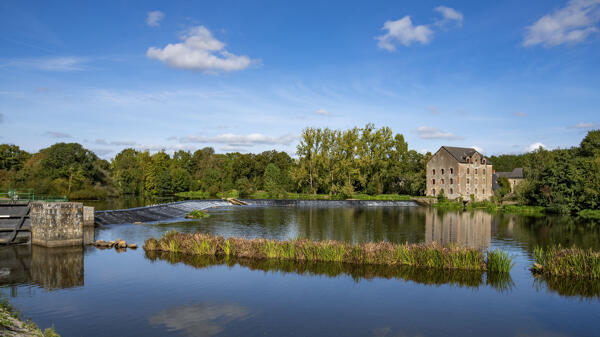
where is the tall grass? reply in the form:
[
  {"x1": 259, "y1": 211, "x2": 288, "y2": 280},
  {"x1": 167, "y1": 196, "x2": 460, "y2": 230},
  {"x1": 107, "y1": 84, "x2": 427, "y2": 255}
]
[
  {"x1": 532, "y1": 246, "x2": 600, "y2": 279},
  {"x1": 486, "y1": 249, "x2": 514, "y2": 273},
  {"x1": 144, "y1": 232, "x2": 512, "y2": 272}
]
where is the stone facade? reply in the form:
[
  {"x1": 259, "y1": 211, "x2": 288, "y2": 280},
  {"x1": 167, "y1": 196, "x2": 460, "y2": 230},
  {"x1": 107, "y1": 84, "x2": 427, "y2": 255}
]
[
  {"x1": 83, "y1": 206, "x2": 95, "y2": 226},
  {"x1": 426, "y1": 146, "x2": 493, "y2": 201},
  {"x1": 493, "y1": 168, "x2": 524, "y2": 193},
  {"x1": 30, "y1": 202, "x2": 84, "y2": 247}
]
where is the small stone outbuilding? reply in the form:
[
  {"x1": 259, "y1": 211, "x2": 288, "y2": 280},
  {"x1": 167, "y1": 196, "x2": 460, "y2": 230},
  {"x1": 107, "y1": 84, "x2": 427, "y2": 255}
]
[{"x1": 492, "y1": 168, "x2": 524, "y2": 193}]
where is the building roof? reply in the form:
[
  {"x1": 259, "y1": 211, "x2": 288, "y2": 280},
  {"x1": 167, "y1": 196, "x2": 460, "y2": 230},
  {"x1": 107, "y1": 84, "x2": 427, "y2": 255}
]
[
  {"x1": 440, "y1": 146, "x2": 492, "y2": 164},
  {"x1": 495, "y1": 168, "x2": 524, "y2": 179}
]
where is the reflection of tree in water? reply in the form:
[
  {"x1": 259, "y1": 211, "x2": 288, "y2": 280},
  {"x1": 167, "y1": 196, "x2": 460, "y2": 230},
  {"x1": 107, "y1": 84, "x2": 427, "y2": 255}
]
[
  {"x1": 494, "y1": 214, "x2": 600, "y2": 251},
  {"x1": 534, "y1": 275, "x2": 600, "y2": 300},
  {"x1": 0, "y1": 245, "x2": 83, "y2": 290},
  {"x1": 145, "y1": 251, "x2": 514, "y2": 292},
  {"x1": 148, "y1": 302, "x2": 250, "y2": 337}
]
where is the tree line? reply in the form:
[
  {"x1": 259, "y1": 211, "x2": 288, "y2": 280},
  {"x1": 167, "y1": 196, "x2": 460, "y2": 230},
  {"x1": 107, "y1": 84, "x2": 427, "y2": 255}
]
[{"x1": 1, "y1": 126, "x2": 599, "y2": 213}]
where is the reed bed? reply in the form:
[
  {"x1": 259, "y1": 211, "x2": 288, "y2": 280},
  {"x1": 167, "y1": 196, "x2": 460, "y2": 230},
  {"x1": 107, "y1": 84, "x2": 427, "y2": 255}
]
[
  {"x1": 144, "y1": 231, "x2": 512, "y2": 272},
  {"x1": 532, "y1": 246, "x2": 600, "y2": 279}
]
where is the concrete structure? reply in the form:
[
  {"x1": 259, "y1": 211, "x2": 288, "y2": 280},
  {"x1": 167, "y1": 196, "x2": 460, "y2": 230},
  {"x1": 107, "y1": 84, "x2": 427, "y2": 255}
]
[
  {"x1": 83, "y1": 206, "x2": 95, "y2": 226},
  {"x1": 426, "y1": 146, "x2": 493, "y2": 201},
  {"x1": 30, "y1": 202, "x2": 84, "y2": 247},
  {"x1": 492, "y1": 168, "x2": 524, "y2": 193}
]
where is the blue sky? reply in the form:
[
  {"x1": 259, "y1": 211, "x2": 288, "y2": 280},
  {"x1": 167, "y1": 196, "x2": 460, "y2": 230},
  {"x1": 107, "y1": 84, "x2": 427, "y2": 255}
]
[{"x1": 1, "y1": 0, "x2": 599, "y2": 158}]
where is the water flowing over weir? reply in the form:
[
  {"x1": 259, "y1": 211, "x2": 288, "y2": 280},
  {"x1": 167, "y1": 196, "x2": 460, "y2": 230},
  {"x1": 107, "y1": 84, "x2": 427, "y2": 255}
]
[{"x1": 94, "y1": 199, "x2": 419, "y2": 225}]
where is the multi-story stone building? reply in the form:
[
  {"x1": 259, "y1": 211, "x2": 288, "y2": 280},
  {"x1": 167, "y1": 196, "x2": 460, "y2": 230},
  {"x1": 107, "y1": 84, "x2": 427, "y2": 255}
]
[{"x1": 426, "y1": 146, "x2": 493, "y2": 201}]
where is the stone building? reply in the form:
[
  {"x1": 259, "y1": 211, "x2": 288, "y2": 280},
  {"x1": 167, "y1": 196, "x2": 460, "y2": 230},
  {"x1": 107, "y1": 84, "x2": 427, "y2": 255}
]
[
  {"x1": 426, "y1": 146, "x2": 493, "y2": 201},
  {"x1": 492, "y1": 168, "x2": 524, "y2": 193}
]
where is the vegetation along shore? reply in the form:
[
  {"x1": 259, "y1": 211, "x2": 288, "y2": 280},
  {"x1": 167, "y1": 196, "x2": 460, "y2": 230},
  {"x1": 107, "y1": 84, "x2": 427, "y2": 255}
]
[
  {"x1": 531, "y1": 246, "x2": 600, "y2": 279},
  {"x1": 143, "y1": 232, "x2": 513, "y2": 273},
  {"x1": 0, "y1": 299, "x2": 60, "y2": 337}
]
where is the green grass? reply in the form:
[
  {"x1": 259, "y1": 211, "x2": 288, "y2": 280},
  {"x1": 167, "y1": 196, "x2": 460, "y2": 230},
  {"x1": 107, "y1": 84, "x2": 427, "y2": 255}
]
[
  {"x1": 176, "y1": 190, "x2": 416, "y2": 201},
  {"x1": 499, "y1": 205, "x2": 545, "y2": 216},
  {"x1": 578, "y1": 209, "x2": 600, "y2": 220},
  {"x1": 1, "y1": 298, "x2": 60, "y2": 336},
  {"x1": 185, "y1": 209, "x2": 210, "y2": 219},
  {"x1": 144, "y1": 232, "x2": 513, "y2": 273},
  {"x1": 532, "y1": 246, "x2": 600, "y2": 279}
]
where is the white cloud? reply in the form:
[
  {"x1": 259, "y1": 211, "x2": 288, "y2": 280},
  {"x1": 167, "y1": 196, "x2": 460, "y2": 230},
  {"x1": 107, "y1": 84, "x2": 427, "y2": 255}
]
[
  {"x1": 95, "y1": 138, "x2": 137, "y2": 146},
  {"x1": 315, "y1": 108, "x2": 330, "y2": 115},
  {"x1": 147, "y1": 26, "x2": 254, "y2": 72},
  {"x1": 472, "y1": 145, "x2": 484, "y2": 153},
  {"x1": 523, "y1": 0, "x2": 600, "y2": 47},
  {"x1": 180, "y1": 133, "x2": 296, "y2": 147},
  {"x1": 526, "y1": 142, "x2": 546, "y2": 152},
  {"x1": 377, "y1": 16, "x2": 434, "y2": 50},
  {"x1": 569, "y1": 122, "x2": 598, "y2": 129},
  {"x1": 434, "y1": 6, "x2": 464, "y2": 27},
  {"x1": 415, "y1": 126, "x2": 463, "y2": 140},
  {"x1": 1, "y1": 57, "x2": 88, "y2": 71},
  {"x1": 513, "y1": 112, "x2": 527, "y2": 117},
  {"x1": 146, "y1": 11, "x2": 165, "y2": 27},
  {"x1": 44, "y1": 131, "x2": 72, "y2": 139}
]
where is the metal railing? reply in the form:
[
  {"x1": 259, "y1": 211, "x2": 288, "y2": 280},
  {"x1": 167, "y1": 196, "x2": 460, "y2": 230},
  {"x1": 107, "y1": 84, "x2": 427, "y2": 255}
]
[{"x1": 0, "y1": 189, "x2": 67, "y2": 203}]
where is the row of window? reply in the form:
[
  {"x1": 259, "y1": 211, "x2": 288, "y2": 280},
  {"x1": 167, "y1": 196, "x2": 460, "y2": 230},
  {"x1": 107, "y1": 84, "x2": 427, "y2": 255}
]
[
  {"x1": 431, "y1": 168, "x2": 486, "y2": 175},
  {"x1": 431, "y1": 188, "x2": 486, "y2": 196},
  {"x1": 431, "y1": 178, "x2": 486, "y2": 185},
  {"x1": 466, "y1": 158, "x2": 486, "y2": 164}
]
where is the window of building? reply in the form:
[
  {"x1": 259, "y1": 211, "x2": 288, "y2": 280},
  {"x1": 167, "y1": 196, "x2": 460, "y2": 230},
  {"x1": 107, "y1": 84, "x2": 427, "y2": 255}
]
[
  {"x1": 483, "y1": 169, "x2": 486, "y2": 174},
  {"x1": 482, "y1": 159, "x2": 486, "y2": 164},
  {"x1": 450, "y1": 178, "x2": 453, "y2": 184},
  {"x1": 450, "y1": 188, "x2": 453, "y2": 194},
  {"x1": 441, "y1": 169, "x2": 445, "y2": 175},
  {"x1": 475, "y1": 168, "x2": 478, "y2": 174},
  {"x1": 467, "y1": 168, "x2": 470, "y2": 174},
  {"x1": 450, "y1": 168, "x2": 454, "y2": 174},
  {"x1": 432, "y1": 179, "x2": 435, "y2": 185},
  {"x1": 483, "y1": 189, "x2": 485, "y2": 195},
  {"x1": 432, "y1": 189, "x2": 436, "y2": 196},
  {"x1": 466, "y1": 158, "x2": 470, "y2": 163},
  {"x1": 441, "y1": 179, "x2": 444, "y2": 184},
  {"x1": 432, "y1": 169, "x2": 435, "y2": 175},
  {"x1": 467, "y1": 178, "x2": 470, "y2": 184}
]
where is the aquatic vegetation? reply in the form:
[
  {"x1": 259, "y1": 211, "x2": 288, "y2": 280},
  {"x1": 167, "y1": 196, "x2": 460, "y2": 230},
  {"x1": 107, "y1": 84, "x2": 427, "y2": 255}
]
[
  {"x1": 487, "y1": 249, "x2": 514, "y2": 273},
  {"x1": 185, "y1": 209, "x2": 210, "y2": 219},
  {"x1": 144, "y1": 232, "x2": 513, "y2": 272},
  {"x1": 578, "y1": 209, "x2": 600, "y2": 220},
  {"x1": 1, "y1": 299, "x2": 61, "y2": 336},
  {"x1": 532, "y1": 246, "x2": 600, "y2": 279}
]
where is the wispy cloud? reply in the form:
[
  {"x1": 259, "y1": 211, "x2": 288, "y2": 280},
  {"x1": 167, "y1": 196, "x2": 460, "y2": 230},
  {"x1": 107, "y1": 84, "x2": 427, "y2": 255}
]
[
  {"x1": 434, "y1": 6, "x2": 464, "y2": 27},
  {"x1": 415, "y1": 126, "x2": 463, "y2": 140},
  {"x1": 472, "y1": 145, "x2": 484, "y2": 153},
  {"x1": 147, "y1": 26, "x2": 256, "y2": 73},
  {"x1": 315, "y1": 108, "x2": 330, "y2": 115},
  {"x1": 513, "y1": 112, "x2": 527, "y2": 117},
  {"x1": 1, "y1": 56, "x2": 88, "y2": 71},
  {"x1": 44, "y1": 131, "x2": 72, "y2": 139},
  {"x1": 0, "y1": 112, "x2": 3, "y2": 123},
  {"x1": 569, "y1": 122, "x2": 598, "y2": 129},
  {"x1": 179, "y1": 133, "x2": 296, "y2": 147},
  {"x1": 523, "y1": 0, "x2": 600, "y2": 47},
  {"x1": 146, "y1": 11, "x2": 165, "y2": 27},
  {"x1": 427, "y1": 105, "x2": 440, "y2": 114},
  {"x1": 94, "y1": 138, "x2": 137, "y2": 146}
]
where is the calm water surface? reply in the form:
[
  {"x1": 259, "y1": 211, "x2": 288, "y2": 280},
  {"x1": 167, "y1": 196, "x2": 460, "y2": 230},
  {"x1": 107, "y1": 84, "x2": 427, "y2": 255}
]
[{"x1": 1, "y1": 205, "x2": 600, "y2": 337}]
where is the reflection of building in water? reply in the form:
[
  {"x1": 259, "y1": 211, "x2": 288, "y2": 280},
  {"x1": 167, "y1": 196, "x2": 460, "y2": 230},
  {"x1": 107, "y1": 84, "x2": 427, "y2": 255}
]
[
  {"x1": 425, "y1": 211, "x2": 492, "y2": 250},
  {"x1": 0, "y1": 245, "x2": 84, "y2": 290}
]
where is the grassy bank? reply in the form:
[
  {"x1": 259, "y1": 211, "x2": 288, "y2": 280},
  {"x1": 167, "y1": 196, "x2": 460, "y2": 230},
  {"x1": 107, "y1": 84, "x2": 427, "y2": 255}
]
[
  {"x1": 175, "y1": 190, "x2": 414, "y2": 201},
  {"x1": 144, "y1": 232, "x2": 513, "y2": 272},
  {"x1": 532, "y1": 246, "x2": 600, "y2": 279},
  {"x1": 578, "y1": 209, "x2": 600, "y2": 220},
  {"x1": 1, "y1": 299, "x2": 60, "y2": 337},
  {"x1": 433, "y1": 200, "x2": 546, "y2": 216}
]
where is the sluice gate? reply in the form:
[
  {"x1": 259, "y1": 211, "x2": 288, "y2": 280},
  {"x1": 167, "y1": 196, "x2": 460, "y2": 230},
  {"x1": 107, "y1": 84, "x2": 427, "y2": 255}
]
[{"x1": 0, "y1": 203, "x2": 31, "y2": 245}]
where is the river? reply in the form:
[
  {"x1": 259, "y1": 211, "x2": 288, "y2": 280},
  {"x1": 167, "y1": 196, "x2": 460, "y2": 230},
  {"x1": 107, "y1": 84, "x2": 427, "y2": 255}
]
[{"x1": 1, "y1": 204, "x2": 599, "y2": 336}]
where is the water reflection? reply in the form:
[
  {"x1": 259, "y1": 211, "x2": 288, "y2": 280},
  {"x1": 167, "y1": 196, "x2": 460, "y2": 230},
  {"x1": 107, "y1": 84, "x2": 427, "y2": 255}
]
[
  {"x1": 534, "y1": 275, "x2": 600, "y2": 300},
  {"x1": 425, "y1": 210, "x2": 492, "y2": 250},
  {"x1": 0, "y1": 245, "x2": 84, "y2": 290},
  {"x1": 148, "y1": 302, "x2": 250, "y2": 337},
  {"x1": 145, "y1": 250, "x2": 514, "y2": 292}
]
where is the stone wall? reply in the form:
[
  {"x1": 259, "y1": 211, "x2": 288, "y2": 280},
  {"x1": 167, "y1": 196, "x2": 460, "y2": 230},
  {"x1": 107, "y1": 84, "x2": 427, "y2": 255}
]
[{"x1": 30, "y1": 202, "x2": 83, "y2": 247}]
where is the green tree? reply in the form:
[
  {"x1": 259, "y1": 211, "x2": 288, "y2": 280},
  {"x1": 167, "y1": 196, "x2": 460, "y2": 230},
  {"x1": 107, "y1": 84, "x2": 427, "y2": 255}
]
[{"x1": 264, "y1": 163, "x2": 283, "y2": 197}]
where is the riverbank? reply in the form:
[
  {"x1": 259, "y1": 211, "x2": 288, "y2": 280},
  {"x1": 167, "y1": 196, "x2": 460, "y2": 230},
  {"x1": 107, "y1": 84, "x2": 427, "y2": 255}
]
[
  {"x1": 1, "y1": 300, "x2": 59, "y2": 337},
  {"x1": 175, "y1": 190, "x2": 415, "y2": 201},
  {"x1": 532, "y1": 246, "x2": 600, "y2": 279},
  {"x1": 143, "y1": 232, "x2": 513, "y2": 272}
]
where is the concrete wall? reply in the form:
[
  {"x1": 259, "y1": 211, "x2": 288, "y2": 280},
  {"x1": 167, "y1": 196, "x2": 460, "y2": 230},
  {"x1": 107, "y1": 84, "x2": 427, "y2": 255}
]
[
  {"x1": 83, "y1": 206, "x2": 95, "y2": 226},
  {"x1": 426, "y1": 149, "x2": 493, "y2": 201},
  {"x1": 30, "y1": 202, "x2": 83, "y2": 247}
]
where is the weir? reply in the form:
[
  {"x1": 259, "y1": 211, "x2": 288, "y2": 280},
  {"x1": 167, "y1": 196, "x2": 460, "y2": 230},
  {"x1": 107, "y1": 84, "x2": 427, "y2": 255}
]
[{"x1": 94, "y1": 199, "x2": 419, "y2": 226}]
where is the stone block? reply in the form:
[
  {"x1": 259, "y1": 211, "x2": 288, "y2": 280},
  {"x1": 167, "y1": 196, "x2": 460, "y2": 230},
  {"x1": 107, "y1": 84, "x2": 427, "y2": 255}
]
[
  {"x1": 30, "y1": 202, "x2": 83, "y2": 247},
  {"x1": 83, "y1": 206, "x2": 95, "y2": 226}
]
